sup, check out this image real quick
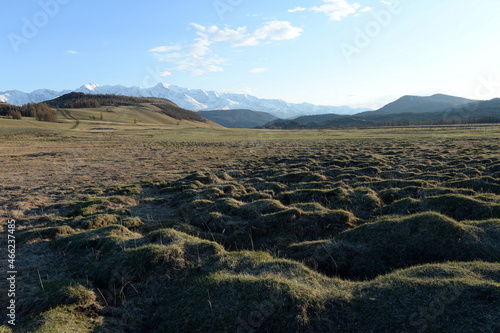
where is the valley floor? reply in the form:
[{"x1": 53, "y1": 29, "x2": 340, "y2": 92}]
[{"x1": 0, "y1": 124, "x2": 499, "y2": 332}]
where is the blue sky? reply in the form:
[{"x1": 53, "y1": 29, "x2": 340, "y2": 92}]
[{"x1": 2, "y1": 0, "x2": 500, "y2": 108}]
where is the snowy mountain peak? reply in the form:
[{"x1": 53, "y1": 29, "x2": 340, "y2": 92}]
[
  {"x1": 80, "y1": 83, "x2": 102, "y2": 91},
  {"x1": 155, "y1": 82, "x2": 170, "y2": 89},
  {"x1": 0, "y1": 83, "x2": 370, "y2": 118}
]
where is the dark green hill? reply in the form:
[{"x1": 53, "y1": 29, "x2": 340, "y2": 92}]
[
  {"x1": 197, "y1": 109, "x2": 278, "y2": 128},
  {"x1": 293, "y1": 113, "x2": 344, "y2": 123},
  {"x1": 46, "y1": 92, "x2": 208, "y2": 123},
  {"x1": 260, "y1": 116, "x2": 371, "y2": 129},
  {"x1": 359, "y1": 94, "x2": 476, "y2": 116}
]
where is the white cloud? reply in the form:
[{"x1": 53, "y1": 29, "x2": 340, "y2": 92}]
[
  {"x1": 192, "y1": 21, "x2": 303, "y2": 47},
  {"x1": 149, "y1": 33, "x2": 227, "y2": 76},
  {"x1": 66, "y1": 50, "x2": 78, "y2": 54},
  {"x1": 311, "y1": 0, "x2": 361, "y2": 21},
  {"x1": 361, "y1": 7, "x2": 373, "y2": 12},
  {"x1": 288, "y1": 7, "x2": 307, "y2": 13},
  {"x1": 380, "y1": 0, "x2": 392, "y2": 5},
  {"x1": 149, "y1": 45, "x2": 182, "y2": 53},
  {"x1": 159, "y1": 71, "x2": 172, "y2": 77},
  {"x1": 249, "y1": 67, "x2": 269, "y2": 73},
  {"x1": 149, "y1": 21, "x2": 302, "y2": 76},
  {"x1": 192, "y1": 24, "x2": 249, "y2": 43},
  {"x1": 254, "y1": 21, "x2": 303, "y2": 41}
]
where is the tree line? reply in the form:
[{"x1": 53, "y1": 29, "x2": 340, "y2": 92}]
[
  {"x1": 377, "y1": 116, "x2": 500, "y2": 127},
  {"x1": 47, "y1": 93, "x2": 149, "y2": 108},
  {"x1": 152, "y1": 103, "x2": 207, "y2": 123},
  {"x1": 0, "y1": 102, "x2": 58, "y2": 122}
]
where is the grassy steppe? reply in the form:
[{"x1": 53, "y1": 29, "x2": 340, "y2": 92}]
[{"x1": 0, "y1": 121, "x2": 499, "y2": 332}]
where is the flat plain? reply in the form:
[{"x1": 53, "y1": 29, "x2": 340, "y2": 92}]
[{"x1": 1, "y1": 117, "x2": 499, "y2": 332}]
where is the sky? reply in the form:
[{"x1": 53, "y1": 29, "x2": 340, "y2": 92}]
[{"x1": 1, "y1": 0, "x2": 500, "y2": 108}]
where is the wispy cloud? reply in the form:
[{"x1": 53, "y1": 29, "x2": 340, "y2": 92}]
[
  {"x1": 191, "y1": 21, "x2": 303, "y2": 47},
  {"x1": 288, "y1": 7, "x2": 307, "y2": 13},
  {"x1": 149, "y1": 36, "x2": 225, "y2": 76},
  {"x1": 289, "y1": 0, "x2": 365, "y2": 21},
  {"x1": 159, "y1": 71, "x2": 172, "y2": 77},
  {"x1": 249, "y1": 67, "x2": 269, "y2": 73},
  {"x1": 311, "y1": 0, "x2": 361, "y2": 21},
  {"x1": 361, "y1": 7, "x2": 373, "y2": 12},
  {"x1": 149, "y1": 21, "x2": 302, "y2": 76},
  {"x1": 66, "y1": 50, "x2": 78, "y2": 54},
  {"x1": 148, "y1": 46, "x2": 182, "y2": 53}
]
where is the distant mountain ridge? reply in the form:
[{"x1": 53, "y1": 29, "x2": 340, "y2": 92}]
[
  {"x1": 260, "y1": 95, "x2": 500, "y2": 129},
  {"x1": 358, "y1": 94, "x2": 475, "y2": 116},
  {"x1": 0, "y1": 83, "x2": 369, "y2": 119},
  {"x1": 198, "y1": 109, "x2": 278, "y2": 128}
]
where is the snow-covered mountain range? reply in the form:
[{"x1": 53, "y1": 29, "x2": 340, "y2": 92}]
[{"x1": 0, "y1": 83, "x2": 370, "y2": 118}]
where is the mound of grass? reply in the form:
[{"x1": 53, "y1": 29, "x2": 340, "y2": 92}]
[
  {"x1": 252, "y1": 181, "x2": 287, "y2": 193},
  {"x1": 291, "y1": 202, "x2": 329, "y2": 212},
  {"x1": 107, "y1": 184, "x2": 142, "y2": 196},
  {"x1": 237, "y1": 191, "x2": 273, "y2": 202},
  {"x1": 487, "y1": 163, "x2": 500, "y2": 173},
  {"x1": 26, "y1": 281, "x2": 99, "y2": 316},
  {"x1": 52, "y1": 225, "x2": 141, "y2": 254},
  {"x1": 444, "y1": 176, "x2": 500, "y2": 194},
  {"x1": 160, "y1": 172, "x2": 225, "y2": 194},
  {"x1": 57, "y1": 196, "x2": 136, "y2": 218},
  {"x1": 121, "y1": 217, "x2": 144, "y2": 229},
  {"x1": 212, "y1": 197, "x2": 245, "y2": 215},
  {"x1": 249, "y1": 207, "x2": 357, "y2": 247},
  {"x1": 293, "y1": 209, "x2": 358, "y2": 239},
  {"x1": 239, "y1": 199, "x2": 287, "y2": 218},
  {"x1": 62, "y1": 199, "x2": 107, "y2": 217},
  {"x1": 150, "y1": 250, "x2": 343, "y2": 333},
  {"x1": 380, "y1": 197, "x2": 422, "y2": 215},
  {"x1": 344, "y1": 261, "x2": 500, "y2": 333},
  {"x1": 185, "y1": 171, "x2": 223, "y2": 185},
  {"x1": 82, "y1": 214, "x2": 119, "y2": 229},
  {"x1": 379, "y1": 186, "x2": 477, "y2": 204},
  {"x1": 252, "y1": 208, "x2": 304, "y2": 237},
  {"x1": 369, "y1": 179, "x2": 432, "y2": 190},
  {"x1": 425, "y1": 194, "x2": 500, "y2": 220},
  {"x1": 19, "y1": 225, "x2": 75, "y2": 243},
  {"x1": 341, "y1": 187, "x2": 381, "y2": 218},
  {"x1": 271, "y1": 171, "x2": 327, "y2": 184},
  {"x1": 24, "y1": 306, "x2": 102, "y2": 333},
  {"x1": 285, "y1": 212, "x2": 500, "y2": 279},
  {"x1": 381, "y1": 194, "x2": 500, "y2": 220},
  {"x1": 17, "y1": 282, "x2": 102, "y2": 333},
  {"x1": 179, "y1": 199, "x2": 214, "y2": 217},
  {"x1": 280, "y1": 188, "x2": 328, "y2": 205},
  {"x1": 120, "y1": 243, "x2": 201, "y2": 278},
  {"x1": 355, "y1": 166, "x2": 382, "y2": 176}
]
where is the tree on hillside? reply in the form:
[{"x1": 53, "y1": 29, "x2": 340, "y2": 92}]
[
  {"x1": 0, "y1": 104, "x2": 22, "y2": 119},
  {"x1": 34, "y1": 103, "x2": 58, "y2": 122},
  {"x1": 19, "y1": 103, "x2": 58, "y2": 122},
  {"x1": 8, "y1": 109, "x2": 22, "y2": 119},
  {"x1": 20, "y1": 103, "x2": 38, "y2": 117}
]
